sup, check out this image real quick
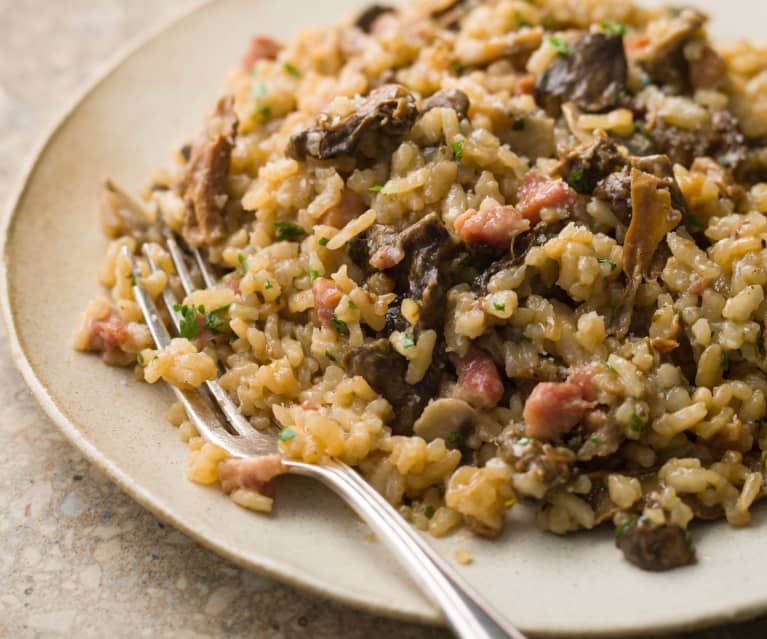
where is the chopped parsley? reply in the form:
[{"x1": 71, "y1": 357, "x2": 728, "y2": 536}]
[
  {"x1": 264, "y1": 279, "x2": 273, "y2": 289},
  {"x1": 590, "y1": 435, "x2": 601, "y2": 444},
  {"x1": 493, "y1": 302, "x2": 506, "y2": 311},
  {"x1": 446, "y1": 431, "x2": 464, "y2": 446},
  {"x1": 205, "y1": 305, "x2": 231, "y2": 334},
  {"x1": 283, "y1": 62, "x2": 301, "y2": 77},
  {"x1": 324, "y1": 350, "x2": 337, "y2": 362},
  {"x1": 173, "y1": 303, "x2": 201, "y2": 340},
  {"x1": 309, "y1": 270, "x2": 319, "y2": 283},
  {"x1": 450, "y1": 61, "x2": 464, "y2": 74},
  {"x1": 458, "y1": 253, "x2": 493, "y2": 272},
  {"x1": 237, "y1": 253, "x2": 248, "y2": 275},
  {"x1": 687, "y1": 215, "x2": 705, "y2": 229},
  {"x1": 347, "y1": 299, "x2": 357, "y2": 309},
  {"x1": 514, "y1": 10, "x2": 532, "y2": 28},
  {"x1": 368, "y1": 185, "x2": 384, "y2": 193},
  {"x1": 331, "y1": 316, "x2": 350, "y2": 336},
  {"x1": 423, "y1": 505, "x2": 435, "y2": 519},
  {"x1": 517, "y1": 436, "x2": 537, "y2": 445},
  {"x1": 128, "y1": 272, "x2": 137, "y2": 287},
  {"x1": 136, "y1": 352, "x2": 145, "y2": 365},
  {"x1": 452, "y1": 139, "x2": 465, "y2": 161},
  {"x1": 615, "y1": 517, "x2": 638, "y2": 539},
  {"x1": 721, "y1": 350, "x2": 730, "y2": 373},
  {"x1": 630, "y1": 414, "x2": 646, "y2": 434},
  {"x1": 251, "y1": 82, "x2": 271, "y2": 122},
  {"x1": 278, "y1": 427, "x2": 296, "y2": 442},
  {"x1": 401, "y1": 334, "x2": 416, "y2": 348},
  {"x1": 542, "y1": 16, "x2": 558, "y2": 29},
  {"x1": 600, "y1": 21, "x2": 627, "y2": 36},
  {"x1": 548, "y1": 35, "x2": 570, "y2": 56},
  {"x1": 598, "y1": 257, "x2": 618, "y2": 271},
  {"x1": 512, "y1": 117, "x2": 526, "y2": 131},
  {"x1": 252, "y1": 82, "x2": 267, "y2": 100},
  {"x1": 256, "y1": 105, "x2": 271, "y2": 121},
  {"x1": 566, "y1": 167, "x2": 590, "y2": 194},
  {"x1": 274, "y1": 220, "x2": 305, "y2": 241},
  {"x1": 685, "y1": 529, "x2": 695, "y2": 549},
  {"x1": 318, "y1": 237, "x2": 330, "y2": 246}
]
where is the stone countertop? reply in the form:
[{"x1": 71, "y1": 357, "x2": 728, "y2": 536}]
[{"x1": 0, "y1": 1, "x2": 765, "y2": 637}]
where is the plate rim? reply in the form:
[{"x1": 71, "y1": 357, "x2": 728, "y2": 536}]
[
  {"x1": 0, "y1": 0, "x2": 443, "y2": 629},
  {"x1": 2, "y1": 0, "x2": 767, "y2": 635}
]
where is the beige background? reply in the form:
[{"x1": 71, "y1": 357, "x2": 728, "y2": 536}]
[{"x1": 0, "y1": 1, "x2": 764, "y2": 637}]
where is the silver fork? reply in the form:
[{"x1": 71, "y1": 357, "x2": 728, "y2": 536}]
[{"x1": 123, "y1": 242, "x2": 526, "y2": 639}]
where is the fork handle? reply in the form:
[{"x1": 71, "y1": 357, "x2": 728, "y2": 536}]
[{"x1": 286, "y1": 460, "x2": 526, "y2": 639}]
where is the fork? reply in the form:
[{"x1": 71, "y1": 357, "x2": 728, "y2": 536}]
[{"x1": 122, "y1": 237, "x2": 526, "y2": 639}]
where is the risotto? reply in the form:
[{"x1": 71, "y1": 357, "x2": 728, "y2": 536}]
[{"x1": 75, "y1": 0, "x2": 767, "y2": 571}]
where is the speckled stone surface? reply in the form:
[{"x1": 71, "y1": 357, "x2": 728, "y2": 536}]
[{"x1": 0, "y1": 2, "x2": 765, "y2": 638}]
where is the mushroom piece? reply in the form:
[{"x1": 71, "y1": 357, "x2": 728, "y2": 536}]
[
  {"x1": 614, "y1": 167, "x2": 682, "y2": 337},
  {"x1": 632, "y1": 9, "x2": 707, "y2": 92},
  {"x1": 421, "y1": 89, "x2": 470, "y2": 120},
  {"x1": 177, "y1": 95, "x2": 239, "y2": 246},
  {"x1": 616, "y1": 522, "x2": 696, "y2": 572},
  {"x1": 536, "y1": 32, "x2": 627, "y2": 115},
  {"x1": 287, "y1": 84, "x2": 418, "y2": 161},
  {"x1": 354, "y1": 4, "x2": 395, "y2": 33},
  {"x1": 413, "y1": 398, "x2": 477, "y2": 442},
  {"x1": 99, "y1": 178, "x2": 152, "y2": 238}
]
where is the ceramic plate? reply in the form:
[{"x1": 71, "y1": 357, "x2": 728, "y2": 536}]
[{"x1": 3, "y1": 0, "x2": 767, "y2": 635}]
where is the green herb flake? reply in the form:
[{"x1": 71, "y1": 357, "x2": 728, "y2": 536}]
[
  {"x1": 493, "y1": 302, "x2": 506, "y2": 312},
  {"x1": 173, "y1": 303, "x2": 201, "y2": 340},
  {"x1": 318, "y1": 237, "x2": 330, "y2": 246},
  {"x1": 274, "y1": 220, "x2": 306, "y2": 242},
  {"x1": 685, "y1": 529, "x2": 695, "y2": 549},
  {"x1": 512, "y1": 116, "x2": 526, "y2": 131},
  {"x1": 688, "y1": 215, "x2": 706, "y2": 229},
  {"x1": 630, "y1": 414, "x2": 646, "y2": 434},
  {"x1": 721, "y1": 350, "x2": 730, "y2": 373},
  {"x1": 331, "y1": 316, "x2": 350, "y2": 336},
  {"x1": 251, "y1": 82, "x2": 267, "y2": 101},
  {"x1": 136, "y1": 352, "x2": 145, "y2": 365},
  {"x1": 309, "y1": 270, "x2": 319, "y2": 283},
  {"x1": 590, "y1": 435, "x2": 601, "y2": 444},
  {"x1": 256, "y1": 105, "x2": 272, "y2": 121},
  {"x1": 450, "y1": 61, "x2": 464, "y2": 74},
  {"x1": 423, "y1": 505, "x2": 436, "y2": 519},
  {"x1": 615, "y1": 517, "x2": 638, "y2": 539},
  {"x1": 446, "y1": 431, "x2": 464, "y2": 445},
  {"x1": 237, "y1": 254, "x2": 248, "y2": 275},
  {"x1": 548, "y1": 35, "x2": 570, "y2": 56},
  {"x1": 401, "y1": 334, "x2": 416, "y2": 348},
  {"x1": 128, "y1": 272, "x2": 137, "y2": 287},
  {"x1": 600, "y1": 21, "x2": 627, "y2": 36},
  {"x1": 283, "y1": 62, "x2": 301, "y2": 77},
  {"x1": 205, "y1": 305, "x2": 231, "y2": 334},
  {"x1": 368, "y1": 185, "x2": 383, "y2": 193},
  {"x1": 458, "y1": 253, "x2": 493, "y2": 272},
  {"x1": 324, "y1": 350, "x2": 337, "y2": 363},
  {"x1": 598, "y1": 257, "x2": 618, "y2": 271},
  {"x1": 566, "y1": 167, "x2": 590, "y2": 194},
  {"x1": 264, "y1": 279, "x2": 273, "y2": 289},
  {"x1": 278, "y1": 427, "x2": 296, "y2": 442},
  {"x1": 348, "y1": 299, "x2": 357, "y2": 309},
  {"x1": 514, "y1": 10, "x2": 532, "y2": 28},
  {"x1": 452, "y1": 139, "x2": 465, "y2": 161}
]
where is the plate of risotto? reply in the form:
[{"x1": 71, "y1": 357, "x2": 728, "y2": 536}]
[{"x1": 4, "y1": 0, "x2": 767, "y2": 635}]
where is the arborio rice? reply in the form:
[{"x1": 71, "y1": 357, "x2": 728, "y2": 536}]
[{"x1": 75, "y1": 0, "x2": 767, "y2": 571}]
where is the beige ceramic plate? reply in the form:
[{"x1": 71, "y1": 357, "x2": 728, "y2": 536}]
[{"x1": 3, "y1": 0, "x2": 767, "y2": 635}]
